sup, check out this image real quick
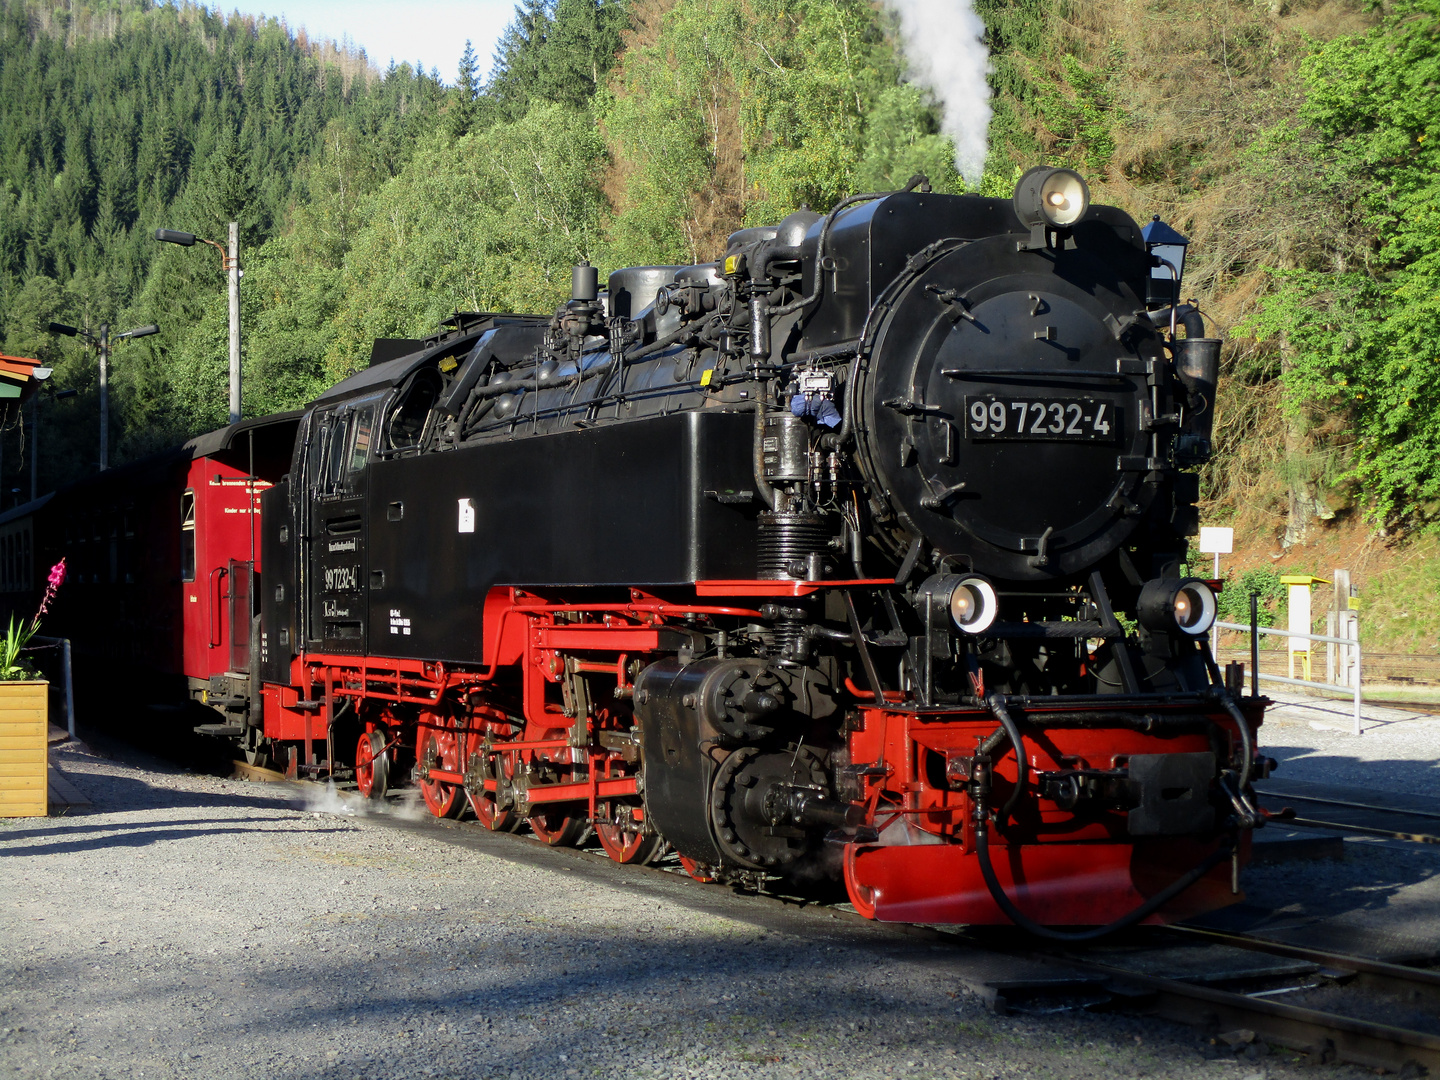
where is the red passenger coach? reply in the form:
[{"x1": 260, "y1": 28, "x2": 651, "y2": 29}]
[{"x1": 0, "y1": 413, "x2": 300, "y2": 738}]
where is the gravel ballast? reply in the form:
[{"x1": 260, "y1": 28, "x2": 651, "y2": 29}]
[
  {"x1": 1257, "y1": 690, "x2": 1440, "y2": 797},
  {"x1": 0, "y1": 725, "x2": 1416, "y2": 1080}
]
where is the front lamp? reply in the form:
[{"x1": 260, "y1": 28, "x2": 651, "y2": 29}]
[
  {"x1": 916, "y1": 574, "x2": 1000, "y2": 635},
  {"x1": 1137, "y1": 578, "x2": 1217, "y2": 637},
  {"x1": 1014, "y1": 167, "x2": 1090, "y2": 239}
]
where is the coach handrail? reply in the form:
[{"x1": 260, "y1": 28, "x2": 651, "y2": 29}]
[
  {"x1": 1215, "y1": 620, "x2": 1362, "y2": 735},
  {"x1": 208, "y1": 566, "x2": 228, "y2": 648}
]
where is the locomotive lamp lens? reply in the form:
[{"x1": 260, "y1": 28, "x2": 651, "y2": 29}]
[
  {"x1": 1014, "y1": 167, "x2": 1091, "y2": 232},
  {"x1": 1038, "y1": 171, "x2": 1087, "y2": 226},
  {"x1": 1137, "y1": 578, "x2": 1217, "y2": 636},
  {"x1": 948, "y1": 576, "x2": 999, "y2": 634},
  {"x1": 1174, "y1": 582, "x2": 1215, "y2": 633}
]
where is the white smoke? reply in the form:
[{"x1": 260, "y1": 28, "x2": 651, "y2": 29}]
[{"x1": 885, "y1": 0, "x2": 993, "y2": 187}]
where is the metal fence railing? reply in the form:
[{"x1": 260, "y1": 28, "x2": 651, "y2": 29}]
[{"x1": 1215, "y1": 620, "x2": 1362, "y2": 735}]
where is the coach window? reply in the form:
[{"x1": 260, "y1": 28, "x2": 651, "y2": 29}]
[{"x1": 180, "y1": 489, "x2": 196, "y2": 582}]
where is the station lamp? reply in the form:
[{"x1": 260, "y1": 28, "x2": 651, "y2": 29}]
[
  {"x1": 156, "y1": 223, "x2": 241, "y2": 424},
  {"x1": 46, "y1": 321, "x2": 160, "y2": 471}
]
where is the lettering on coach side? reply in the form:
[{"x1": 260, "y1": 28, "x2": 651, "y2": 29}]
[{"x1": 388, "y1": 608, "x2": 412, "y2": 636}]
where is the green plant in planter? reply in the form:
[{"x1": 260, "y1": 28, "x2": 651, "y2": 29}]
[{"x1": 0, "y1": 558, "x2": 66, "y2": 681}]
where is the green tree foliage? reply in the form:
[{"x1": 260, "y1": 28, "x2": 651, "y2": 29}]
[
  {"x1": 450, "y1": 40, "x2": 481, "y2": 137},
  {"x1": 1216, "y1": 567, "x2": 1284, "y2": 628},
  {"x1": 321, "y1": 104, "x2": 608, "y2": 383},
  {"x1": 854, "y1": 84, "x2": 961, "y2": 193},
  {"x1": 1243, "y1": 0, "x2": 1440, "y2": 525},
  {"x1": 0, "y1": 0, "x2": 454, "y2": 490},
  {"x1": 602, "y1": 0, "x2": 914, "y2": 266},
  {"x1": 489, "y1": 0, "x2": 629, "y2": 118}
]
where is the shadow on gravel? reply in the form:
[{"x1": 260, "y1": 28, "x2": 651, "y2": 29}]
[
  {"x1": 30, "y1": 924, "x2": 1172, "y2": 1080},
  {"x1": 42, "y1": 760, "x2": 305, "y2": 815},
  {"x1": 1263, "y1": 746, "x2": 1440, "y2": 796},
  {"x1": 0, "y1": 820, "x2": 353, "y2": 857}
]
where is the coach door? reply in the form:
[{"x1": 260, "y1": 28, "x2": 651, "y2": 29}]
[{"x1": 304, "y1": 398, "x2": 379, "y2": 656}]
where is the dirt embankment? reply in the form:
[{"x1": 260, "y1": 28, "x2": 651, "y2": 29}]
[{"x1": 1209, "y1": 517, "x2": 1440, "y2": 688}]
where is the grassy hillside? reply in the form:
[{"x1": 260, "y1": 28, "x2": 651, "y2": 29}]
[{"x1": 3, "y1": 0, "x2": 1437, "y2": 665}]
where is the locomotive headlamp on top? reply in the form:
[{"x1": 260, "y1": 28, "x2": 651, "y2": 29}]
[
  {"x1": 1136, "y1": 578, "x2": 1218, "y2": 637},
  {"x1": 1013, "y1": 167, "x2": 1090, "y2": 246},
  {"x1": 915, "y1": 574, "x2": 1000, "y2": 635}
]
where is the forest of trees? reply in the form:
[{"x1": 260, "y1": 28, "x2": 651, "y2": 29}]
[{"x1": 0, "y1": 0, "x2": 1435, "y2": 545}]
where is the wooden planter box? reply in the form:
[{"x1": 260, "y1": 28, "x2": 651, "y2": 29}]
[{"x1": 0, "y1": 681, "x2": 48, "y2": 817}]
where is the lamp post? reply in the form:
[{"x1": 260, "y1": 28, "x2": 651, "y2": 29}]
[
  {"x1": 29, "y1": 384, "x2": 77, "y2": 502},
  {"x1": 47, "y1": 322, "x2": 159, "y2": 471},
  {"x1": 155, "y1": 224, "x2": 241, "y2": 424}
]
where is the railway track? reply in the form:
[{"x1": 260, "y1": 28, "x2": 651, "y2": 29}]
[
  {"x1": 1362, "y1": 697, "x2": 1440, "y2": 716},
  {"x1": 1018, "y1": 927, "x2": 1440, "y2": 1075},
  {"x1": 1256, "y1": 786, "x2": 1440, "y2": 845},
  {"x1": 235, "y1": 760, "x2": 1440, "y2": 1075}
]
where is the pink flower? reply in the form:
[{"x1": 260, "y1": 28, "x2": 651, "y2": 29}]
[{"x1": 37, "y1": 558, "x2": 65, "y2": 617}]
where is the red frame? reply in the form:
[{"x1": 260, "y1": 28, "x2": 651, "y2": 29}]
[{"x1": 261, "y1": 579, "x2": 1261, "y2": 926}]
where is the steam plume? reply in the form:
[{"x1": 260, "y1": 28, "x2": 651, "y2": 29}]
[{"x1": 885, "y1": 0, "x2": 992, "y2": 187}]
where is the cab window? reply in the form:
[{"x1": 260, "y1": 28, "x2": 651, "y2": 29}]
[
  {"x1": 386, "y1": 368, "x2": 443, "y2": 452},
  {"x1": 348, "y1": 406, "x2": 376, "y2": 473}
]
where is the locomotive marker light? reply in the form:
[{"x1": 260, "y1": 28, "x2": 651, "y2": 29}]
[
  {"x1": 155, "y1": 223, "x2": 241, "y2": 425},
  {"x1": 1137, "y1": 577, "x2": 1217, "y2": 637},
  {"x1": 1142, "y1": 214, "x2": 1189, "y2": 308},
  {"x1": 917, "y1": 574, "x2": 1000, "y2": 634},
  {"x1": 1013, "y1": 167, "x2": 1090, "y2": 247},
  {"x1": 47, "y1": 321, "x2": 159, "y2": 471}
]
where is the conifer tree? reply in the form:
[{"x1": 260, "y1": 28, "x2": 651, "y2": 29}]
[{"x1": 450, "y1": 40, "x2": 480, "y2": 137}]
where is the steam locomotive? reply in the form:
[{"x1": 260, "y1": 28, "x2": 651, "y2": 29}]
[{"x1": 20, "y1": 169, "x2": 1269, "y2": 932}]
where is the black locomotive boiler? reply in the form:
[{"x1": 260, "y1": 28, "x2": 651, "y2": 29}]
[{"x1": 245, "y1": 168, "x2": 1265, "y2": 930}]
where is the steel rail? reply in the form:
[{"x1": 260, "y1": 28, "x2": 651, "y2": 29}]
[
  {"x1": 1280, "y1": 815, "x2": 1440, "y2": 845},
  {"x1": 1165, "y1": 925, "x2": 1440, "y2": 1009},
  {"x1": 1257, "y1": 789, "x2": 1440, "y2": 822},
  {"x1": 1037, "y1": 951, "x2": 1440, "y2": 1074}
]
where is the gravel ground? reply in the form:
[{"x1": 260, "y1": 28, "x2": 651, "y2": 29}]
[
  {"x1": 1257, "y1": 689, "x2": 1440, "y2": 796},
  {"x1": 0, "y1": 737, "x2": 1386, "y2": 1080},
  {"x1": 1189, "y1": 689, "x2": 1440, "y2": 959}
]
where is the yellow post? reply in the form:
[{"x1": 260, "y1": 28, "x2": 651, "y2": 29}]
[
  {"x1": 0, "y1": 680, "x2": 48, "y2": 817},
  {"x1": 1280, "y1": 575, "x2": 1328, "y2": 684}
]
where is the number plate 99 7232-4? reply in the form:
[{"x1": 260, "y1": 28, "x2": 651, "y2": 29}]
[{"x1": 965, "y1": 396, "x2": 1117, "y2": 441}]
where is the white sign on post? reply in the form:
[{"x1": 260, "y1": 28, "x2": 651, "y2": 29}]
[
  {"x1": 1198, "y1": 527, "x2": 1233, "y2": 554},
  {"x1": 1197, "y1": 527, "x2": 1235, "y2": 663}
]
